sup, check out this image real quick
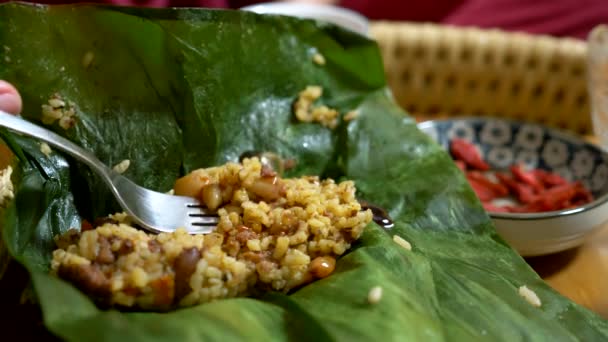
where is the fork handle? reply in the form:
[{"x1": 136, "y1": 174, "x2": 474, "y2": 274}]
[{"x1": 0, "y1": 110, "x2": 112, "y2": 178}]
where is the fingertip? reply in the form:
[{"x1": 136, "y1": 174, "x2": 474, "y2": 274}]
[{"x1": 0, "y1": 80, "x2": 22, "y2": 115}]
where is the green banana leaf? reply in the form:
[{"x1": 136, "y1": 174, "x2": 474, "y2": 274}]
[{"x1": 0, "y1": 3, "x2": 606, "y2": 341}]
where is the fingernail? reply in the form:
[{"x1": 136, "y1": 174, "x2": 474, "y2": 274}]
[{"x1": 0, "y1": 93, "x2": 22, "y2": 115}]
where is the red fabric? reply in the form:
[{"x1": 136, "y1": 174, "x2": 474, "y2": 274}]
[
  {"x1": 5, "y1": 0, "x2": 608, "y2": 39},
  {"x1": 442, "y1": 0, "x2": 608, "y2": 39},
  {"x1": 339, "y1": 0, "x2": 465, "y2": 22},
  {"x1": 338, "y1": 0, "x2": 608, "y2": 39},
  {"x1": 340, "y1": 0, "x2": 608, "y2": 39}
]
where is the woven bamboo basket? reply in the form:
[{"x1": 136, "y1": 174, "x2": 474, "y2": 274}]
[{"x1": 370, "y1": 22, "x2": 591, "y2": 135}]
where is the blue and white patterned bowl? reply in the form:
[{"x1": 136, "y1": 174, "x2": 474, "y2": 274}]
[{"x1": 418, "y1": 118, "x2": 608, "y2": 256}]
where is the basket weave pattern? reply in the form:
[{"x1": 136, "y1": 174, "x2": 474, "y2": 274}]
[{"x1": 371, "y1": 22, "x2": 591, "y2": 134}]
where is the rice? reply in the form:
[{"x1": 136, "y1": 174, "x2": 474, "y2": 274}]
[
  {"x1": 518, "y1": 285, "x2": 541, "y2": 307},
  {"x1": 41, "y1": 94, "x2": 76, "y2": 129},
  {"x1": 293, "y1": 86, "x2": 339, "y2": 129},
  {"x1": 0, "y1": 166, "x2": 14, "y2": 207},
  {"x1": 367, "y1": 286, "x2": 383, "y2": 304},
  {"x1": 113, "y1": 160, "x2": 130, "y2": 174},
  {"x1": 310, "y1": 106, "x2": 339, "y2": 129},
  {"x1": 393, "y1": 235, "x2": 412, "y2": 251},
  {"x1": 82, "y1": 51, "x2": 95, "y2": 68},
  {"x1": 343, "y1": 110, "x2": 359, "y2": 122},
  {"x1": 51, "y1": 157, "x2": 372, "y2": 310},
  {"x1": 40, "y1": 142, "x2": 52, "y2": 157},
  {"x1": 312, "y1": 52, "x2": 326, "y2": 66}
]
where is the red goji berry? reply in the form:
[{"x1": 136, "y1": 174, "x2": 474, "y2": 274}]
[
  {"x1": 543, "y1": 183, "x2": 578, "y2": 204},
  {"x1": 454, "y1": 160, "x2": 467, "y2": 172},
  {"x1": 467, "y1": 171, "x2": 509, "y2": 197},
  {"x1": 450, "y1": 139, "x2": 490, "y2": 171},
  {"x1": 533, "y1": 169, "x2": 568, "y2": 187},
  {"x1": 467, "y1": 178, "x2": 496, "y2": 201},
  {"x1": 510, "y1": 164, "x2": 544, "y2": 193},
  {"x1": 450, "y1": 138, "x2": 595, "y2": 213}
]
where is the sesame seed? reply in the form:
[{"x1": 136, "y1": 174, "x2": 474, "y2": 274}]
[{"x1": 367, "y1": 286, "x2": 383, "y2": 304}]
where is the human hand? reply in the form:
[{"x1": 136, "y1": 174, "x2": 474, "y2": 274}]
[{"x1": 0, "y1": 80, "x2": 22, "y2": 115}]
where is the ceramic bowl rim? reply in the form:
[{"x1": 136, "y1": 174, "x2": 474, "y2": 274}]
[
  {"x1": 240, "y1": 2, "x2": 369, "y2": 36},
  {"x1": 417, "y1": 117, "x2": 608, "y2": 220}
]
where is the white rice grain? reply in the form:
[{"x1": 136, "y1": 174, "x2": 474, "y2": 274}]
[
  {"x1": 40, "y1": 142, "x2": 52, "y2": 157},
  {"x1": 41, "y1": 94, "x2": 76, "y2": 129},
  {"x1": 113, "y1": 160, "x2": 130, "y2": 174},
  {"x1": 51, "y1": 157, "x2": 373, "y2": 310},
  {"x1": 343, "y1": 110, "x2": 359, "y2": 122},
  {"x1": 393, "y1": 235, "x2": 412, "y2": 251},
  {"x1": 0, "y1": 166, "x2": 14, "y2": 207},
  {"x1": 518, "y1": 285, "x2": 542, "y2": 307},
  {"x1": 82, "y1": 51, "x2": 95, "y2": 68},
  {"x1": 48, "y1": 98, "x2": 66, "y2": 108},
  {"x1": 312, "y1": 53, "x2": 326, "y2": 66},
  {"x1": 367, "y1": 286, "x2": 383, "y2": 304}
]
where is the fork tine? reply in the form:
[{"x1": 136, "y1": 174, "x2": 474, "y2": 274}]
[
  {"x1": 188, "y1": 213, "x2": 218, "y2": 218},
  {"x1": 0, "y1": 112, "x2": 223, "y2": 235},
  {"x1": 191, "y1": 221, "x2": 218, "y2": 227},
  {"x1": 190, "y1": 213, "x2": 218, "y2": 221},
  {"x1": 187, "y1": 226, "x2": 216, "y2": 234}
]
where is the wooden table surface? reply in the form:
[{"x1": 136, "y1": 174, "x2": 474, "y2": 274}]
[{"x1": 526, "y1": 224, "x2": 608, "y2": 318}]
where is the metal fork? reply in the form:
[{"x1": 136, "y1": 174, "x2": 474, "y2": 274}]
[{"x1": 0, "y1": 111, "x2": 218, "y2": 234}]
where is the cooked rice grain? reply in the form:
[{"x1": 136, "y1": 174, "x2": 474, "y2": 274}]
[
  {"x1": 518, "y1": 285, "x2": 542, "y2": 307},
  {"x1": 41, "y1": 94, "x2": 76, "y2": 129},
  {"x1": 52, "y1": 157, "x2": 372, "y2": 309},
  {"x1": 82, "y1": 51, "x2": 95, "y2": 68},
  {"x1": 368, "y1": 286, "x2": 383, "y2": 304},
  {"x1": 343, "y1": 110, "x2": 359, "y2": 122},
  {"x1": 294, "y1": 86, "x2": 339, "y2": 129},
  {"x1": 0, "y1": 166, "x2": 14, "y2": 207},
  {"x1": 393, "y1": 235, "x2": 412, "y2": 251},
  {"x1": 113, "y1": 160, "x2": 130, "y2": 174},
  {"x1": 312, "y1": 53, "x2": 326, "y2": 66},
  {"x1": 40, "y1": 142, "x2": 52, "y2": 157}
]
